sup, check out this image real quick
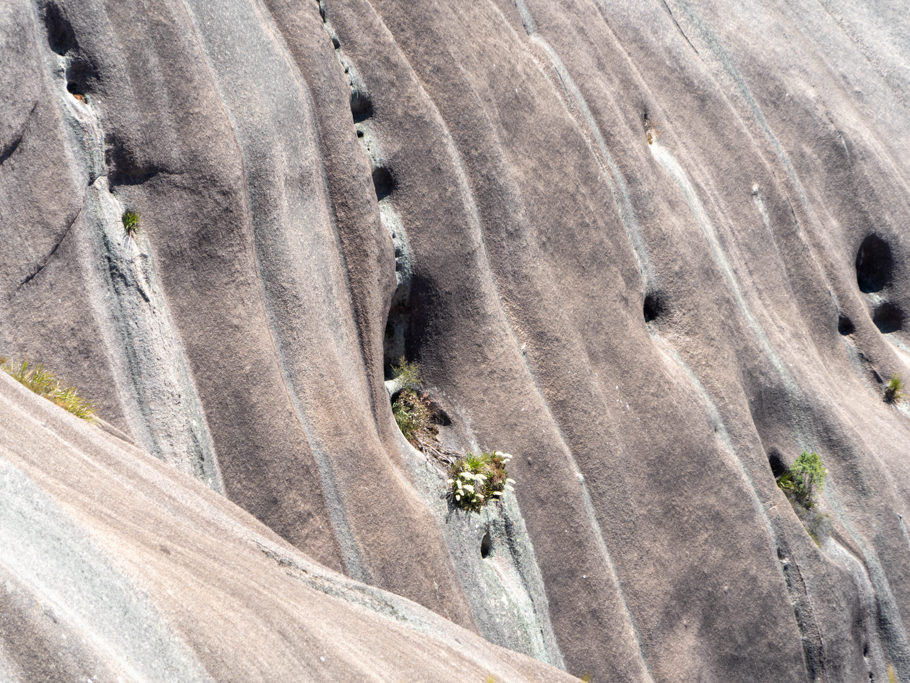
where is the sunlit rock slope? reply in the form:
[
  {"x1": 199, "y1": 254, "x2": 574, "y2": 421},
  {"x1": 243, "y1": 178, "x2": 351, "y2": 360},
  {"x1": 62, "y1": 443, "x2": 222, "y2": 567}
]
[
  {"x1": 0, "y1": 372, "x2": 572, "y2": 681},
  {"x1": 1, "y1": 0, "x2": 909, "y2": 680}
]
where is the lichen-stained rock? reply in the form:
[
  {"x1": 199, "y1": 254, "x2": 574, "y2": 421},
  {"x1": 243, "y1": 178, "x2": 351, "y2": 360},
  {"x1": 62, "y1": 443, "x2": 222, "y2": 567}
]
[{"x1": 1, "y1": 0, "x2": 909, "y2": 680}]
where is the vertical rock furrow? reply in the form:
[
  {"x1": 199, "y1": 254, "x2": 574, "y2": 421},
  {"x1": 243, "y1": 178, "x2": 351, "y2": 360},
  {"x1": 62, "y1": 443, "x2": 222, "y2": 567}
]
[{"x1": 12, "y1": 0, "x2": 225, "y2": 488}]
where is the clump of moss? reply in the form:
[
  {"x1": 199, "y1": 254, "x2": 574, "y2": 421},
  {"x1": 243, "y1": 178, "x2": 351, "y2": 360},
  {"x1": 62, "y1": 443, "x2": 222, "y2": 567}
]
[
  {"x1": 448, "y1": 451, "x2": 514, "y2": 512},
  {"x1": 0, "y1": 358, "x2": 95, "y2": 421},
  {"x1": 884, "y1": 374, "x2": 904, "y2": 404}
]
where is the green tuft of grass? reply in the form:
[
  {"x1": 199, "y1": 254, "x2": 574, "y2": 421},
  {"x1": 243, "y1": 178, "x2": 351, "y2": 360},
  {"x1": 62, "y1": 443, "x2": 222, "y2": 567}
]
[
  {"x1": 777, "y1": 451, "x2": 826, "y2": 510},
  {"x1": 122, "y1": 210, "x2": 140, "y2": 236},
  {"x1": 448, "y1": 451, "x2": 514, "y2": 512},
  {"x1": 885, "y1": 374, "x2": 904, "y2": 404},
  {"x1": 1, "y1": 358, "x2": 95, "y2": 421}
]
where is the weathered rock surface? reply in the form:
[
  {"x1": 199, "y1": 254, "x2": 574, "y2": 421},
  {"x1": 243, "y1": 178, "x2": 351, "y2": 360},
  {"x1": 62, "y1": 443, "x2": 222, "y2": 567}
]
[
  {"x1": 1, "y1": 0, "x2": 909, "y2": 680},
  {"x1": 0, "y1": 371, "x2": 573, "y2": 681}
]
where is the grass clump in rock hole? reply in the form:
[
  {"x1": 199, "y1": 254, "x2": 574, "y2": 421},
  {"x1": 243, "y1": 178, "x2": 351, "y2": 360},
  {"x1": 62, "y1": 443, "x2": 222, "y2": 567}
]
[
  {"x1": 390, "y1": 358, "x2": 436, "y2": 445},
  {"x1": 776, "y1": 451, "x2": 830, "y2": 544},
  {"x1": 0, "y1": 358, "x2": 95, "y2": 421},
  {"x1": 777, "y1": 451, "x2": 827, "y2": 509},
  {"x1": 449, "y1": 451, "x2": 514, "y2": 512},
  {"x1": 393, "y1": 388, "x2": 435, "y2": 444},
  {"x1": 122, "y1": 210, "x2": 140, "y2": 236},
  {"x1": 885, "y1": 374, "x2": 904, "y2": 404}
]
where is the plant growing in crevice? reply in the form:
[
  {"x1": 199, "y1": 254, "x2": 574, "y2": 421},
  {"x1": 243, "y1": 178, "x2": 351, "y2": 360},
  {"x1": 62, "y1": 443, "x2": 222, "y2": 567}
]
[
  {"x1": 776, "y1": 451, "x2": 827, "y2": 509},
  {"x1": 884, "y1": 374, "x2": 904, "y2": 404},
  {"x1": 776, "y1": 451, "x2": 830, "y2": 545},
  {"x1": 0, "y1": 357, "x2": 95, "y2": 420},
  {"x1": 392, "y1": 387, "x2": 435, "y2": 444},
  {"x1": 448, "y1": 451, "x2": 514, "y2": 512},
  {"x1": 389, "y1": 358, "x2": 436, "y2": 445},
  {"x1": 122, "y1": 210, "x2": 140, "y2": 236},
  {"x1": 391, "y1": 356, "x2": 420, "y2": 391}
]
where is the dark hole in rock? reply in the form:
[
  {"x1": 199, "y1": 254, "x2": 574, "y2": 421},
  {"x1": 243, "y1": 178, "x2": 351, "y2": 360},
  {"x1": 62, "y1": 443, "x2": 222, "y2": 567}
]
[
  {"x1": 383, "y1": 301, "x2": 409, "y2": 370},
  {"x1": 855, "y1": 234, "x2": 893, "y2": 293},
  {"x1": 643, "y1": 291, "x2": 663, "y2": 323},
  {"x1": 768, "y1": 449, "x2": 787, "y2": 479},
  {"x1": 837, "y1": 314, "x2": 855, "y2": 336},
  {"x1": 480, "y1": 532, "x2": 492, "y2": 558},
  {"x1": 873, "y1": 302, "x2": 904, "y2": 334},
  {"x1": 105, "y1": 137, "x2": 136, "y2": 178},
  {"x1": 331, "y1": 36, "x2": 340, "y2": 49},
  {"x1": 422, "y1": 396, "x2": 452, "y2": 426},
  {"x1": 105, "y1": 133, "x2": 167, "y2": 186},
  {"x1": 43, "y1": 2, "x2": 77, "y2": 55},
  {"x1": 372, "y1": 166, "x2": 395, "y2": 201},
  {"x1": 65, "y1": 56, "x2": 99, "y2": 97},
  {"x1": 863, "y1": 643, "x2": 869, "y2": 657},
  {"x1": 776, "y1": 547, "x2": 784, "y2": 561},
  {"x1": 350, "y1": 91, "x2": 373, "y2": 123},
  {"x1": 356, "y1": 129, "x2": 364, "y2": 138}
]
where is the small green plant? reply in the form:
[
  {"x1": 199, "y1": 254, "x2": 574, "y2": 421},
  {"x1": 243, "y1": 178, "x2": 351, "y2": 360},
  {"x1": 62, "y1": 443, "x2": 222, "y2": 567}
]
[
  {"x1": 122, "y1": 210, "x2": 140, "y2": 235},
  {"x1": 885, "y1": 374, "x2": 904, "y2": 403},
  {"x1": 1, "y1": 358, "x2": 95, "y2": 420},
  {"x1": 448, "y1": 451, "x2": 514, "y2": 512},
  {"x1": 391, "y1": 356, "x2": 421, "y2": 391},
  {"x1": 777, "y1": 451, "x2": 827, "y2": 509},
  {"x1": 392, "y1": 388, "x2": 434, "y2": 444},
  {"x1": 390, "y1": 358, "x2": 437, "y2": 445}
]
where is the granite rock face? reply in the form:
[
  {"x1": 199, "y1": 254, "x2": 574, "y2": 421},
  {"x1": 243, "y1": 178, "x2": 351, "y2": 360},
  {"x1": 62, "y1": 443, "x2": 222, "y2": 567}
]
[
  {"x1": 1, "y1": 0, "x2": 909, "y2": 680},
  {"x1": 0, "y1": 372, "x2": 572, "y2": 681}
]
